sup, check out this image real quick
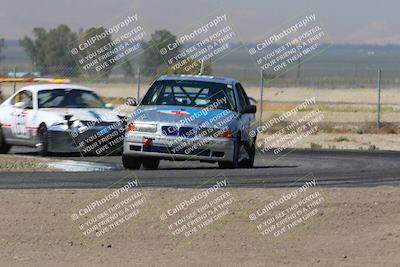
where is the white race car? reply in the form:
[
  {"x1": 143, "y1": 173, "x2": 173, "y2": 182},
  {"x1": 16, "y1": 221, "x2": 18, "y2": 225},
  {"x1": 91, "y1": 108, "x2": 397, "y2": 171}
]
[{"x1": 0, "y1": 83, "x2": 126, "y2": 156}]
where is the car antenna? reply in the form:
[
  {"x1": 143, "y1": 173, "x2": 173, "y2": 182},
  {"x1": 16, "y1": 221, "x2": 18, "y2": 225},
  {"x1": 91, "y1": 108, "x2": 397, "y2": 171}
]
[{"x1": 198, "y1": 60, "x2": 204, "y2": 76}]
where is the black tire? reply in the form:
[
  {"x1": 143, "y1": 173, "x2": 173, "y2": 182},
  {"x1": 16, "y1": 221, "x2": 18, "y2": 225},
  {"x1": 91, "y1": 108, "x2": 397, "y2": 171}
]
[
  {"x1": 239, "y1": 137, "x2": 256, "y2": 168},
  {"x1": 0, "y1": 126, "x2": 11, "y2": 154},
  {"x1": 142, "y1": 157, "x2": 160, "y2": 170},
  {"x1": 122, "y1": 155, "x2": 142, "y2": 170},
  {"x1": 37, "y1": 124, "x2": 49, "y2": 157},
  {"x1": 218, "y1": 136, "x2": 240, "y2": 169}
]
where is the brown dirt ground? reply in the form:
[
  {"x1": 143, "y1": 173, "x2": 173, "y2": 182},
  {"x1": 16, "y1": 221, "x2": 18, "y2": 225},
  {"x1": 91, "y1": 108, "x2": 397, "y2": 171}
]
[{"x1": 0, "y1": 187, "x2": 399, "y2": 266}]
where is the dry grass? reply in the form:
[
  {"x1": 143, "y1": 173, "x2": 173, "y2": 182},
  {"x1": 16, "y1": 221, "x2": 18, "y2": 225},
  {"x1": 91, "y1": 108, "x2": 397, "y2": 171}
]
[
  {"x1": 317, "y1": 121, "x2": 399, "y2": 134},
  {"x1": 259, "y1": 115, "x2": 399, "y2": 135},
  {"x1": 0, "y1": 155, "x2": 50, "y2": 172},
  {"x1": 262, "y1": 102, "x2": 400, "y2": 113}
]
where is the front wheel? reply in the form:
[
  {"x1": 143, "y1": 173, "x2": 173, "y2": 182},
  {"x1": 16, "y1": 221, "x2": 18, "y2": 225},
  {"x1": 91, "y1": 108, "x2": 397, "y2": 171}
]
[
  {"x1": 239, "y1": 138, "x2": 256, "y2": 168},
  {"x1": 218, "y1": 137, "x2": 240, "y2": 169},
  {"x1": 0, "y1": 126, "x2": 11, "y2": 154},
  {"x1": 37, "y1": 124, "x2": 48, "y2": 157},
  {"x1": 122, "y1": 155, "x2": 142, "y2": 170}
]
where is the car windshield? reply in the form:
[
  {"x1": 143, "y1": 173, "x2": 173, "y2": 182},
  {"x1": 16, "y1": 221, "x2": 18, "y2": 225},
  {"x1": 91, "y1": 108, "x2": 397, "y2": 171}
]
[
  {"x1": 38, "y1": 89, "x2": 106, "y2": 109},
  {"x1": 140, "y1": 80, "x2": 237, "y2": 111}
]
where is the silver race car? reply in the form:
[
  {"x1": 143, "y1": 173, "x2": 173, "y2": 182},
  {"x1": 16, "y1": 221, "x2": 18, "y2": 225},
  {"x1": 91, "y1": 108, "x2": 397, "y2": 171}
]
[
  {"x1": 0, "y1": 84, "x2": 126, "y2": 156},
  {"x1": 122, "y1": 75, "x2": 257, "y2": 170}
]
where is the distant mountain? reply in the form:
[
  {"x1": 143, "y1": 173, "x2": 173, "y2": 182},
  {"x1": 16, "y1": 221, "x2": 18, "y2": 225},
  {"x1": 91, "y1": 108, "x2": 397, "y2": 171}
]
[{"x1": 3, "y1": 39, "x2": 20, "y2": 47}]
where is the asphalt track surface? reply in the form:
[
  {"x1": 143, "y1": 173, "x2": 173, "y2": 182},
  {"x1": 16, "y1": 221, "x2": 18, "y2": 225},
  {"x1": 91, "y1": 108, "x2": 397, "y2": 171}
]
[{"x1": 1, "y1": 147, "x2": 400, "y2": 189}]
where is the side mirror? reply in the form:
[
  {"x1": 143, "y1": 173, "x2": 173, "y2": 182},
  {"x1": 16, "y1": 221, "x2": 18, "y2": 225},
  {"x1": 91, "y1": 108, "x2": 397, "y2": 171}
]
[
  {"x1": 14, "y1": 101, "x2": 27, "y2": 109},
  {"x1": 126, "y1": 97, "x2": 137, "y2": 106},
  {"x1": 105, "y1": 103, "x2": 114, "y2": 109},
  {"x1": 248, "y1": 97, "x2": 258, "y2": 104},
  {"x1": 241, "y1": 105, "x2": 257, "y2": 114}
]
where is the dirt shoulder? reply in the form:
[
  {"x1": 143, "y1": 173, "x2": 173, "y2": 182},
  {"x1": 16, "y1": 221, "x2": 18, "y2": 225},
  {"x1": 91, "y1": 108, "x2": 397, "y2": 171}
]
[
  {"x1": 0, "y1": 186, "x2": 399, "y2": 266},
  {"x1": 0, "y1": 155, "x2": 55, "y2": 172}
]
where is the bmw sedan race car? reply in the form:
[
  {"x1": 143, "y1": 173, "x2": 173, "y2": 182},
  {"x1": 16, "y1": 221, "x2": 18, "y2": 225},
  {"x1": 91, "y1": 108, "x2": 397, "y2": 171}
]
[
  {"x1": 0, "y1": 84, "x2": 126, "y2": 156},
  {"x1": 122, "y1": 75, "x2": 257, "y2": 170}
]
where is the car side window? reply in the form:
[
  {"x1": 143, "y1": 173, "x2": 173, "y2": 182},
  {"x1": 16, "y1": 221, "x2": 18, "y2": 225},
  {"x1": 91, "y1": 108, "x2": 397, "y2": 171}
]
[
  {"x1": 239, "y1": 84, "x2": 250, "y2": 106},
  {"x1": 235, "y1": 83, "x2": 249, "y2": 109},
  {"x1": 11, "y1": 90, "x2": 33, "y2": 109}
]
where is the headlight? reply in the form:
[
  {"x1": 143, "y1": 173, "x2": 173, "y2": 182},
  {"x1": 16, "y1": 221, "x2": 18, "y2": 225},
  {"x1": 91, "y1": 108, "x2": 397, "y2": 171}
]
[
  {"x1": 72, "y1": 120, "x2": 85, "y2": 128},
  {"x1": 127, "y1": 122, "x2": 157, "y2": 133}
]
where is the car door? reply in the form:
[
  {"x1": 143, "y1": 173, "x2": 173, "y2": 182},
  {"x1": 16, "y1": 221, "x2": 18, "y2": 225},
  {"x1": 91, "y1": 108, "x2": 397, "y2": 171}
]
[
  {"x1": 9, "y1": 90, "x2": 35, "y2": 142},
  {"x1": 235, "y1": 83, "x2": 255, "y2": 143}
]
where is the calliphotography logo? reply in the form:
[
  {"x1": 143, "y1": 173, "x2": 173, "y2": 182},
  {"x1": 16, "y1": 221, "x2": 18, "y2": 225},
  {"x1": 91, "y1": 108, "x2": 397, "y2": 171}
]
[
  {"x1": 248, "y1": 12, "x2": 329, "y2": 74},
  {"x1": 158, "y1": 175, "x2": 237, "y2": 244},
  {"x1": 67, "y1": 99, "x2": 147, "y2": 159},
  {"x1": 70, "y1": 98, "x2": 138, "y2": 139},
  {"x1": 250, "y1": 97, "x2": 324, "y2": 165},
  {"x1": 248, "y1": 174, "x2": 325, "y2": 241},
  {"x1": 69, "y1": 178, "x2": 148, "y2": 243},
  {"x1": 69, "y1": 11, "x2": 146, "y2": 80},
  {"x1": 155, "y1": 13, "x2": 240, "y2": 75}
]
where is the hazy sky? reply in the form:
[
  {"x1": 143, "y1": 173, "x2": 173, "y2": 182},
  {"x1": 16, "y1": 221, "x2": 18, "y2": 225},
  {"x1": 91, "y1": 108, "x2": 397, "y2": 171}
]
[{"x1": 1, "y1": 0, "x2": 399, "y2": 44}]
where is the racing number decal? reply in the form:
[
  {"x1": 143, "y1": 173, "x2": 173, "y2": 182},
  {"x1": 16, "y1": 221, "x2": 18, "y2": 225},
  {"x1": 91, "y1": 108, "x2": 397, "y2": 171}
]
[{"x1": 12, "y1": 112, "x2": 30, "y2": 138}]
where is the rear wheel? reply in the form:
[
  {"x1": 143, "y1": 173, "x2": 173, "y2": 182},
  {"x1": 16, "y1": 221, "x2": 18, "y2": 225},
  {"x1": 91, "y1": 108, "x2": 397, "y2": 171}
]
[
  {"x1": 37, "y1": 124, "x2": 48, "y2": 157},
  {"x1": 142, "y1": 157, "x2": 160, "y2": 170},
  {"x1": 0, "y1": 126, "x2": 11, "y2": 154},
  {"x1": 122, "y1": 155, "x2": 142, "y2": 170},
  {"x1": 218, "y1": 136, "x2": 240, "y2": 169}
]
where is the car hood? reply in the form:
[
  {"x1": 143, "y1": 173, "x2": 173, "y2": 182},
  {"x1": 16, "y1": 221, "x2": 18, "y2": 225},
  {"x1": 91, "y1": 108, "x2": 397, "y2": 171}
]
[
  {"x1": 134, "y1": 105, "x2": 238, "y2": 128},
  {"x1": 41, "y1": 108, "x2": 120, "y2": 122}
]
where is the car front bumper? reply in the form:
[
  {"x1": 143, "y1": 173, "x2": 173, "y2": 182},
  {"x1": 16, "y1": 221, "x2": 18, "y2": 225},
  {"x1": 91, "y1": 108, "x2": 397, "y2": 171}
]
[
  {"x1": 123, "y1": 133, "x2": 235, "y2": 162},
  {"x1": 48, "y1": 126, "x2": 125, "y2": 155}
]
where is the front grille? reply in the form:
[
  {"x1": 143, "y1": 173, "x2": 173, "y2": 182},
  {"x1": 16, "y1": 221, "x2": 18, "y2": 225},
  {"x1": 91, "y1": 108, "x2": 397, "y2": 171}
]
[
  {"x1": 130, "y1": 145, "x2": 142, "y2": 151},
  {"x1": 73, "y1": 127, "x2": 125, "y2": 154},
  {"x1": 179, "y1": 127, "x2": 195, "y2": 138},
  {"x1": 212, "y1": 151, "x2": 225, "y2": 157},
  {"x1": 161, "y1": 126, "x2": 196, "y2": 138},
  {"x1": 162, "y1": 126, "x2": 178, "y2": 136},
  {"x1": 81, "y1": 121, "x2": 116, "y2": 127}
]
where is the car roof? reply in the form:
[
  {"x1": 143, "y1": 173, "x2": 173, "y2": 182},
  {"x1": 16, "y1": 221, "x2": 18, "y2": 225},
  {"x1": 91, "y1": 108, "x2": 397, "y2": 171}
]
[
  {"x1": 18, "y1": 84, "x2": 94, "y2": 93},
  {"x1": 157, "y1": 75, "x2": 238, "y2": 85}
]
